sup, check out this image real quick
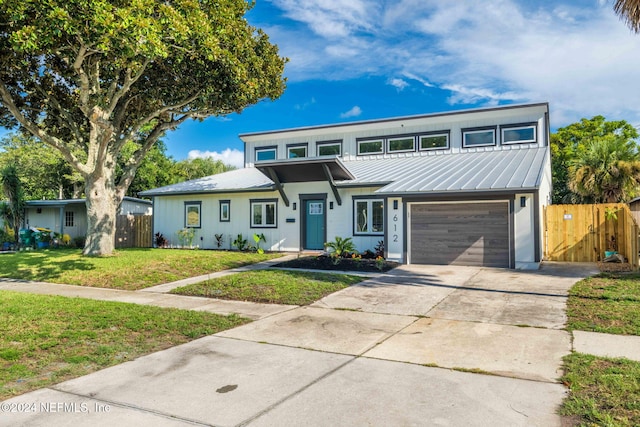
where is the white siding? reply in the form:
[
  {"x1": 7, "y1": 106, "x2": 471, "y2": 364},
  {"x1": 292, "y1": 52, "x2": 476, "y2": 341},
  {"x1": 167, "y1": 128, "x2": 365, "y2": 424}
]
[
  {"x1": 242, "y1": 104, "x2": 549, "y2": 167},
  {"x1": 120, "y1": 200, "x2": 152, "y2": 216},
  {"x1": 152, "y1": 184, "x2": 387, "y2": 253},
  {"x1": 514, "y1": 193, "x2": 535, "y2": 265}
]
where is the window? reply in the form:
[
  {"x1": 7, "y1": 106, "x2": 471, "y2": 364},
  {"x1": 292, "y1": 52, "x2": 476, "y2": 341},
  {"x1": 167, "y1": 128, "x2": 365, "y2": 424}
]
[
  {"x1": 255, "y1": 147, "x2": 276, "y2": 162},
  {"x1": 287, "y1": 144, "x2": 307, "y2": 158},
  {"x1": 251, "y1": 199, "x2": 277, "y2": 228},
  {"x1": 354, "y1": 199, "x2": 384, "y2": 235},
  {"x1": 419, "y1": 132, "x2": 449, "y2": 150},
  {"x1": 317, "y1": 141, "x2": 342, "y2": 156},
  {"x1": 65, "y1": 211, "x2": 74, "y2": 227},
  {"x1": 462, "y1": 127, "x2": 496, "y2": 147},
  {"x1": 388, "y1": 137, "x2": 415, "y2": 153},
  {"x1": 184, "y1": 202, "x2": 201, "y2": 228},
  {"x1": 501, "y1": 124, "x2": 537, "y2": 144},
  {"x1": 357, "y1": 139, "x2": 384, "y2": 155},
  {"x1": 220, "y1": 200, "x2": 230, "y2": 222}
]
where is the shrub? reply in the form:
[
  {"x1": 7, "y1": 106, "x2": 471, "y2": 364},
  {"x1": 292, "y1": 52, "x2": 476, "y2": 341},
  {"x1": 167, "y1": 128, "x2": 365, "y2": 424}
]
[
  {"x1": 325, "y1": 236, "x2": 357, "y2": 258},
  {"x1": 214, "y1": 233, "x2": 224, "y2": 249},
  {"x1": 154, "y1": 232, "x2": 167, "y2": 248},
  {"x1": 73, "y1": 236, "x2": 86, "y2": 248},
  {"x1": 232, "y1": 234, "x2": 248, "y2": 251},
  {"x1": 252, "y1": 233, "x2": 266, "y2": 254}
]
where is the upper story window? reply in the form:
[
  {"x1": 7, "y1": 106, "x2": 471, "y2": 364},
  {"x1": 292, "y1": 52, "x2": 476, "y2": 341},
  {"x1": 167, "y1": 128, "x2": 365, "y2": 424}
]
[
  {"x1": 462, "y1": 127, "x2": 496, "y2": 148},
  {"x1": 287, "y1": 144, "x2": 307, "y2": 158},
  {"x1": 501, "y1": 123, "x2": 537, "y2": 144},
  {"x1": 317, "y1": 141, "x2": 342, "y2": 156},
  {"x1": 357, "y1": 139, "x2": 384, "y2": 155},
  {"x1": 388, "y1": 137, "x2": 415, "y2": 153},
  {"x1": 255, "y1": 146, "x2": 277, "y2": 162},
  {"x1": 419, "y1": 132, "x2": 449, "y2": 150}
]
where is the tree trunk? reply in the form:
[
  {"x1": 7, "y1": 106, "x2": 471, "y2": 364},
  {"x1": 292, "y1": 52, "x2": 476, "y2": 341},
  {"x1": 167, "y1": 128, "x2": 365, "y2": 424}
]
[{"x1": 83, "y1": 172, "x2": 120, "y2": 256}]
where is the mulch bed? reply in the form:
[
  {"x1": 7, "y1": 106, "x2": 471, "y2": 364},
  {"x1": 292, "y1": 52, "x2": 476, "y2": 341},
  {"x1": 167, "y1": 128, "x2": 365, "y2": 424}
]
[{"x1": 274, "y1": 255, "x2": 399, "y2": 273}]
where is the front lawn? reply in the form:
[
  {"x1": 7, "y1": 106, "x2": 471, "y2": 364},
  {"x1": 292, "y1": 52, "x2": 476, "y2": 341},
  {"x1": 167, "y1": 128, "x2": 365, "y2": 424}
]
[
  {"x1": 0, "y1": 291, "x2": 248, "y2": 399},
  {"x1": 0, "y1": 248, "x2": 281, "y2": 290},
  {"x1": 171, "y1": 269, "x2": 363, "y2": 305},
  {"x1": 567, "y1": 272, "x2": 640, "y2": 336},
  {"x1": 562, "y1": 271, "x2": 640, "y2": 426},
  {"x1": 561, "y1": 353, "x2": 640, "y2": 426}
]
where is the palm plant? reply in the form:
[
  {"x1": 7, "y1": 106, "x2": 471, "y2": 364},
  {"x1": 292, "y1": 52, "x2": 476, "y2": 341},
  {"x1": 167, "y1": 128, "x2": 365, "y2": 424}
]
[
  {"x1": 615, "y1": 0, "x2": 640, "y2": 33},
  {"x1": 1, "y1": 165, "x2": 25, "y2": 247},
  {"x1": 568, "y1": 135, "x2": 640, "y2": 203},
  {"x1": 324, "y1": 236, "x2": 357, "y2": 258}
]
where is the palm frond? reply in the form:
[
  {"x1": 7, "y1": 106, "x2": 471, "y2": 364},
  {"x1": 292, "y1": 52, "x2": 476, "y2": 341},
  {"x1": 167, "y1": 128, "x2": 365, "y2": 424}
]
[{"x1": 615, "y1": 0, "x2": 640, "y2": 33}]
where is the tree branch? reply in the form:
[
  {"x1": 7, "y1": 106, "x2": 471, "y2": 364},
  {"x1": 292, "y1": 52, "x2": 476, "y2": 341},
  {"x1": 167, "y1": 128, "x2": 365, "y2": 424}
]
[{"x1": 0, "y1": 81, "x2": 91, "y2": 176}]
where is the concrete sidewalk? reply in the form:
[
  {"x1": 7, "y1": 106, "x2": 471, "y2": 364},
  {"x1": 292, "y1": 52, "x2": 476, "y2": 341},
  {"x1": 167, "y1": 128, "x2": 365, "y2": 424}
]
[{"x1": 2, "y1": 261, "x2": 640, "y2": 426}]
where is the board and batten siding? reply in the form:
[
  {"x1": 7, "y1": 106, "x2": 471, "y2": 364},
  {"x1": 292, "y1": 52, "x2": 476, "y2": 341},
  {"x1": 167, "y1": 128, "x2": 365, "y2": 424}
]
[
  {"x1": 242, "y1": 104, "x2": 549, "y2": 167},
  {"x1": 151, "y1": 183, "x2": 387, "y2": 253}
]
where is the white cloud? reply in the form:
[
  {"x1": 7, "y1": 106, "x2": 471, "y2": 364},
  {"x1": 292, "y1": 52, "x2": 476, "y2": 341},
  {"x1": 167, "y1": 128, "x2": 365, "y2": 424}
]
[
  {"x1": 188, "y1": 148, "x2": 245, "y2": 168},
  {"x1": 388, "y1": 78, "x2": 409, "y2": 91},
  {"x1": 295, "y1": 97, "x2": 316, "y2": 110},
  {"x1": 268, "y1": 0, "x2": 640, "y2": 127},
  {"x1": 340, "y1": 106, "x2": 362, "y2": 118}
]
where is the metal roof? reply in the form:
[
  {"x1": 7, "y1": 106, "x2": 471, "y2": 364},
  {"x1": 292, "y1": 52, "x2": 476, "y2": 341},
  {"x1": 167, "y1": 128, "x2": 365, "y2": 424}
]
[
  {"x1": 343, "y1": 147, "x2": 548, "y2": 194},
  {"x1": 139, "y1": 147, "x2": 549, "y2": 197},
  {"x1": 138, "y1": 167, "x2": 274, "y2": 197},
  {"x1": 25, "y1": 196, "x2": 152, "y2": 207}
]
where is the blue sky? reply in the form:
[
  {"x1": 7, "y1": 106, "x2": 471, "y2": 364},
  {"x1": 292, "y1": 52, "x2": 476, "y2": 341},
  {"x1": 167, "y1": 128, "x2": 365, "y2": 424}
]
[{"x1": 5, "y1": 1, "x2": 640, "y2": 167}]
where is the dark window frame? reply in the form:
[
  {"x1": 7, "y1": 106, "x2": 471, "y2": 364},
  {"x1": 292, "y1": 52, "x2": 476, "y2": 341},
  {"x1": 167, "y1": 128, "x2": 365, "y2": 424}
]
[
  {"x1": 250, "y1": 198, "x2": 278, "y2": 228},
  {"x1": 352, "y1": 196, "x2": 385, "y2": 236},
  {"x1": 418, "y1": 130, "x2": 450, "y2": 151},
  {"x1": 316, "y1": 140, "x2": 343, "y2": 157},
  {"x1": 286, "y1": 143, "x2": 308, "y2": 159},
  {"x1": 387, "y1": 136, "x2": 416, "y2": 153},
  {"x1": 184, "y1": 201, "x2": 202, "y2": 228},
  {"x1": 219, "y1": 200, "x2": 230, "y2": 222},
  {"x1": 462, "y1": 126, "x2": 497, "y2": 148},
  {"x1": 356, "y1": 138, "x2": 384, "y2": 156},
  {"x1": 255, "y1": 146, "x2": 278, "y2": 162},
  {"x1": 500, "y1": 122, "x2": 537, "y2": 145},
  {"x1": 65, "y1": 211, "x2": 74, "y2": 227}
]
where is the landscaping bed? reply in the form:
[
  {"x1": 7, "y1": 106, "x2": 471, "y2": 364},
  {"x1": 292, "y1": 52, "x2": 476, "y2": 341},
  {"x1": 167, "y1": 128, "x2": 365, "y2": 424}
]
[{"x1": 274, "y1": 254, "x2": 399, "y2": 273}]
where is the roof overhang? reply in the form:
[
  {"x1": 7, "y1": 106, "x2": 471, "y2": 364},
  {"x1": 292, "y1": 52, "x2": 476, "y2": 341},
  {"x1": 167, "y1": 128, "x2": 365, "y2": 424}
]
[
  {"x1": 255, "y1": 157, "x2": 355, "y2": 183},
  {"x1": 256, "y1": 157, "x2": 355, "y2": 207}
]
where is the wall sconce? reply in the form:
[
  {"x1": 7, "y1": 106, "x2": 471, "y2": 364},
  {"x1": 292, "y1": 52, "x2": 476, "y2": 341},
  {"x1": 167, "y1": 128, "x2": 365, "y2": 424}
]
[
  {"x1": 292, "y1": 202, "x2": 297, "y2": 210},
  {"x1": 329, "y1": 201, "x2": 334, "y2": 210},
  {"x1": 520, "y1": 196, "x2": 527, "y2": 208},
  {"x1": 393, "y1": 200, "x2": 398, "y2": 210}
]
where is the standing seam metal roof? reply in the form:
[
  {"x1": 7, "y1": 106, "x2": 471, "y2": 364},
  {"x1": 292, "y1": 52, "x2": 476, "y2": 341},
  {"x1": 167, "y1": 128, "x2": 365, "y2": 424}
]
[{"x1": 139, "y1": 147, "x2": 549, "y2": 196}]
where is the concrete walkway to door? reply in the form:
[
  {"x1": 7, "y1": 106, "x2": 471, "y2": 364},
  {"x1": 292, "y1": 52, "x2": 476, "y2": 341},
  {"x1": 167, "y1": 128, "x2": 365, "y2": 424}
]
[{"x1": 1, "y1": 261, "x2": 608, "y2": 426}]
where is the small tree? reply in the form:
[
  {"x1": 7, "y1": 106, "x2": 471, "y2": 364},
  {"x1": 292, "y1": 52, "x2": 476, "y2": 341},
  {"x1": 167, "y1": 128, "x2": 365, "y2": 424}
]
[{"x1": 1, "y1": 165, "x2": 25, "y2": 247}]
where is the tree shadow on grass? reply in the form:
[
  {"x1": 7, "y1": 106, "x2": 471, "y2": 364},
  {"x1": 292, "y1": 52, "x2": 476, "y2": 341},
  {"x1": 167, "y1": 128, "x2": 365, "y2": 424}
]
[{"x1": 0, "y1": 249, "x2": 95, "y2": 282}]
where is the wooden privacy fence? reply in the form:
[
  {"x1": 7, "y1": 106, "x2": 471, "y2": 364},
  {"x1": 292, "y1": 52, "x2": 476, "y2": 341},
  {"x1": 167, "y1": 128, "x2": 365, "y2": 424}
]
[
  {"x1": 544, "y1": 203, "x2": 639, "y2": 268},
  {"x1": 115, "y1": 215, "x2": 152, "y2": 248}
]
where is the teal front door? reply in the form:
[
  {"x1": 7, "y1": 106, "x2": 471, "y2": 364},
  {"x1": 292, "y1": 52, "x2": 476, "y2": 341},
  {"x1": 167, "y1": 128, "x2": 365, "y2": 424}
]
[{"x1": 304, "y1": 199, "x2": 325, "y2": 250}]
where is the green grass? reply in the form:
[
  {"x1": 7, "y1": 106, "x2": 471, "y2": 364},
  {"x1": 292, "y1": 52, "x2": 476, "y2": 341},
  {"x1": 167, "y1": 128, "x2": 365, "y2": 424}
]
[
  {"x1": 0, "y1": 248, "x2": 281, "y2": 290},
  {"x1": 561, "y1": 353, "x2": 640, "y2": 426},
  {"x1": 171, "y1": 269, "x2": 363, "y2": 305},
  {"x1": 567, "y1": 272, "x2": 640, "y2": 335},
  {"x1": 0, "y1": 291, "x2": 248, "y2": 399}
]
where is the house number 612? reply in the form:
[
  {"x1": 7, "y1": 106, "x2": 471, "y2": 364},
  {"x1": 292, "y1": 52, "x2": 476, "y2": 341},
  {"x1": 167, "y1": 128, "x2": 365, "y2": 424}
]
[{"x1": 393, "y1": 214, "x2": 398, "y2": 242}]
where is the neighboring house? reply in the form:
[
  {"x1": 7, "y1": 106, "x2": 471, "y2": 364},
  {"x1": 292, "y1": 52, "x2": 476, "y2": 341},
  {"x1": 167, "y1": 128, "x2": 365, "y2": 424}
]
[
  {"x1": 140, "y1": 103, "x2": 552, "y2": 269},
  {"x1": 24, "y1": 197, "x2": 152, "y2": 238}
]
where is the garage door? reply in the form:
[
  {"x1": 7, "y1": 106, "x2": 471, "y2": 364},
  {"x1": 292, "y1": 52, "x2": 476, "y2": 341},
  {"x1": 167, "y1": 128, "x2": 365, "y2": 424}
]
[{"x1": 410, "y1": 202, "x2": 510, "y2": 267}]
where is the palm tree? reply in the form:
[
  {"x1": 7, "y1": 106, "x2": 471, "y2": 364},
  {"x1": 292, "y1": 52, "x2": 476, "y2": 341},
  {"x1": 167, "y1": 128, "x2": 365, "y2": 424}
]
[
  {"x1": 615, "y1": 0, "x2": 640, "y2": 33},
  {"x1": 1, "y1": 165, "x2": 25, "y2": 246},
  {"x1": 569, "y1": 135, "x2": 640, "y2": 203}
]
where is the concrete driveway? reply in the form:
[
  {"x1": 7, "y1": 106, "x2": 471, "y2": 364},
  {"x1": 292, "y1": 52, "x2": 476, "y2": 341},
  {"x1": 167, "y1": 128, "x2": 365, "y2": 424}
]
[{"x1": 2, "y1": 262, "x2": 597, "y2": 427}]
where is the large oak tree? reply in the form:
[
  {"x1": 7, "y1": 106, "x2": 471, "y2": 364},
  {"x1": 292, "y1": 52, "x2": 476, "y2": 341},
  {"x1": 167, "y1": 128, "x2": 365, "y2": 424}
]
[{"x1": 0, "y1": 0, "x2": 286, "y2": 255}]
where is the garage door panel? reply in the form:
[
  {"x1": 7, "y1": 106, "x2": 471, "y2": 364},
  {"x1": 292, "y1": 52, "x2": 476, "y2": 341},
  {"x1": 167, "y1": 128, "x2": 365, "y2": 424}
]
[{"x1": 410, "y1": 202, "x2": 509, "y2": 268}]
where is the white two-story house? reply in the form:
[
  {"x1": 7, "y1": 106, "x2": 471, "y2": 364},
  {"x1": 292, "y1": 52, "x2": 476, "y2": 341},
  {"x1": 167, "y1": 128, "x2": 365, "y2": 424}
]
[{"x1": 140, "y1": 102, "x2": 552, "y2": 269}]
